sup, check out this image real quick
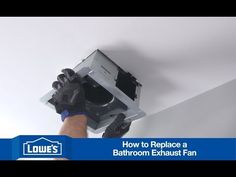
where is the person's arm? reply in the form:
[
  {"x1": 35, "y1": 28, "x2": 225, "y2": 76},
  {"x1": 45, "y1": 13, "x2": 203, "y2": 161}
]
[
  {"x1": 59, "y1": 115, "x2": 88, "y2": 138},
  {"x1": 56, "y1": 115, "x2": 87, "y2": 160}
]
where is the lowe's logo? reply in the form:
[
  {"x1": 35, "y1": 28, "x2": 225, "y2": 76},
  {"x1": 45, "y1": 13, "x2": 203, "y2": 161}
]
[{"x1": 23, "y1": 137, "x2": 62, "y2": 156}]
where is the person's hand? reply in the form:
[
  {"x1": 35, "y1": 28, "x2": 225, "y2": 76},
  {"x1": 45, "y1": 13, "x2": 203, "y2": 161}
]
[
  {"x1": 52, "y1": 68, "x2": 86, "y2": 121},
  {"x1": 102, "y1": 113, "x2": 131, "y2": 138}
]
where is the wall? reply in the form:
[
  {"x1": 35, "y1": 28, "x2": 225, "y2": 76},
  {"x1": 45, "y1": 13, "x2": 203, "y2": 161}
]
[{"x1": 125, "y1": 79, "x2": 236, "y2": 137}]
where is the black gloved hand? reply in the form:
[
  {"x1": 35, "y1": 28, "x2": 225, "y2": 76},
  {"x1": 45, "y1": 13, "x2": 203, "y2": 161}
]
[
  {"x1": 102, "y1": 113, "x2": 131, "y2": 138},
  {"x1": 52, "y1": 68, "x2": 86, "y2": 121}
]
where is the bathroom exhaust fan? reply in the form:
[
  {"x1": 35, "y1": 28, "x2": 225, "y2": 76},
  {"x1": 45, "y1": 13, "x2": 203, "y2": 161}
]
[{"x1": 41, "y1": 50, "x2": 145, "y2": 133}]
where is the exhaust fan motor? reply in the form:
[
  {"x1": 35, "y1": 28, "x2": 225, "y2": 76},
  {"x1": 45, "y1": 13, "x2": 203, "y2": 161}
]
[{"x1": 41, "y1": 50, "x2": 145, "y2": 133}]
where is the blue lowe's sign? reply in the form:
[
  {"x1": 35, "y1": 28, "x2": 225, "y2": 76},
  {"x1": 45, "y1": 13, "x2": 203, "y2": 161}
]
[
  {"x1": 23, "y1": 137, "x2": 62, "y2": 156},
  {"x1": 9, "y1": 136, "x2": 68, "y2": 159}
]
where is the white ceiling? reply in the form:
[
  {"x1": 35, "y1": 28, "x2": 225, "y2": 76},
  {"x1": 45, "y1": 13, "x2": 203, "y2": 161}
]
[{"x1": 1, "y1": 17, "x2": 236, "y2": 138}]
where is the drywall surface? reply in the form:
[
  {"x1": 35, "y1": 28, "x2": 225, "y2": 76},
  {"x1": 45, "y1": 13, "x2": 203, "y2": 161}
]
[
  {"x1": 125, "y1": 79, "x2": 236, "y2": 137},
  {"x1": 0, "y1": 17, "x2": 236, "y2": 138}
]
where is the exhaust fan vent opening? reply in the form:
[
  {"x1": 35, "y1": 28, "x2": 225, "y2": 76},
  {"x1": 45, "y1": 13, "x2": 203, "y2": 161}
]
[{"x1": 83, "y1": 82, "x2": 114, "y2": 106}]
